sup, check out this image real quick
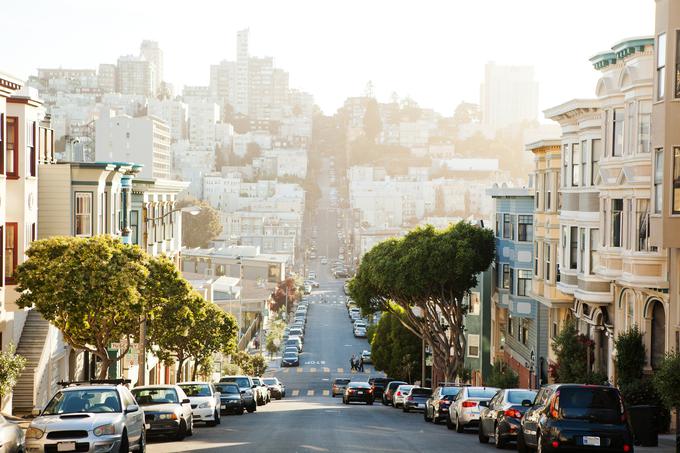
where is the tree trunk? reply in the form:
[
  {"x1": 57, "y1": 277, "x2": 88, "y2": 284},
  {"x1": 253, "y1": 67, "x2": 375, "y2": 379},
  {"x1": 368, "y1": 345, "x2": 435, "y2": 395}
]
[
  {"x1": 176, "y1": 358, "x2": 186, "y2": 382},
  {"x1": 98, "y1": 355, "x2": 112, "y2": 380},
  {"x1": 191, "y1": 361, "x2": 199, "y2": 381}
]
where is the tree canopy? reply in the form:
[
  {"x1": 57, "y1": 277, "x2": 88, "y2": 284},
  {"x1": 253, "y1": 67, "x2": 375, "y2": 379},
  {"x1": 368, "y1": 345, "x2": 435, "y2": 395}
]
[
  {"x1": 349, "y1": 222, "x2": 495, "y2": 383},
  {"x1": 370, "y1": 310, "x2": 421, "y2": 382},
  {"x1": 177, "y1": 198, "x2": 223, "y2": 248}
]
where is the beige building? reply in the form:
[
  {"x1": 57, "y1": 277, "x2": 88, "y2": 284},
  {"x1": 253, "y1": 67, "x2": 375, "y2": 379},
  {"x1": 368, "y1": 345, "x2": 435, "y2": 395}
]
[{"x1": 526, "y1": 140, "x2": 572, "y2": 368}]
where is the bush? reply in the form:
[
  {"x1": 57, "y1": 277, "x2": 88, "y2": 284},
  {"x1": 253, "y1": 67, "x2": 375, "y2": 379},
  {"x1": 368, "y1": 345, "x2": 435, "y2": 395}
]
[
  {"x1": 614, "y1": 326, "x2": 645, "y2": 386},
  {"x1": 653, "y1": 352, "x2": 680, "y2": 434},
  {"x1": 552, "y1": 319, "x2": 591, "y2": 383},
  {"x1": 486, "y1": 360, "x2": 518, "y2": 388},
  {"x1": 222, "y1": 363, "x2": 243, "y2": 376}
]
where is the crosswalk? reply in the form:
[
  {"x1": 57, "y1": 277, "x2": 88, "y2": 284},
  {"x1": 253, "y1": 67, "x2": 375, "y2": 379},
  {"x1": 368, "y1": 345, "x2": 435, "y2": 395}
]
[
  {"x1": 277, "y1": 367, "x2": 374, "y2": 374},
  {"x1": 282, "y1": 389, "x2": 339, "y2": 398}
]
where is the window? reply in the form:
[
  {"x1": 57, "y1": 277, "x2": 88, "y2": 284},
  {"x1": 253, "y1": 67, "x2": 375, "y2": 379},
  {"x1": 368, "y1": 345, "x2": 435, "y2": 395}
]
[
  {"x1": 581, "y1": 140, "x2": 588, "y2": 185},
  {"x1": 518, "y1": 215, "x2": 532, "y2": 242},
  {"x1": 6, "y1": 117, "x2": 18, "y2": 178},
  {"x1": 30, "y1": 223, "x2": 36, "y2": 244},
  {"x1": 509, "y1": 268, "x2": 514, "y2": 293},
  {"x1": 130, "y1": 210, "x2": 139, "y2": 245},
  {"x1": 75, "y1": 193, "x2": 93, "y2": 237},
  {"x1": 611, "y1": 199, "x2": 623, "y2": 247},
  {"x1": 503, "y1": 214, "x2": 513, "y2": 239},
  {"x1": 655, "y1": 149, "x2": 664, "y2": 214},
  {"x1": 469, "y1": 292, "x2": 480, "y2": 315},
  {"x1": 520, "y1": 319, "x2": 529, "y2": 345},
  {"x1": 544, "y1": 243, "x2": 551, "y2": 282},
  {"x1": 570, "y1": 226, "x2": 578, "y2": 270},
  {"x1": 674, "y1": 147, "x2": 680, "y2": 214},
  {"x1": 592, "y1": 139, "x2": 602, "y2": 185},
  {"x1": 495, "y1": 214, "x2": 501, "y2": 237},
  {"x1": 571, "y1": 143, "x2": 580, "y2": 186},
  {"x1": 612, "y1": 109, "x2": 624, "y2": 157},
  {"x1": 517, "y1": 270, "x2": 532, "y2": 296},
  {"x1": 658, "y1": 32, "x2": 666, "y2": 100},
  {"x1": 502, "y1": 264, "x2": 510, "y2": 289},
  {"x1": 5, "y1": 223, "x2": 17, "y2": 285},
  {"x1": 534, "y1": 241, "x2": 539, "y2": 276},
  {"x1": 638, "y1": 101, "x2": 651, "y2": 153},
  {"x1": 551, "y1": 316, "x2": 559, "y2": 340},
  {"x1": 590, "y1": 229, "x2": 600, "y2": 274},
  {"x1": 563, "y1": 145, "x2": 569, "y2": 187},
  {"x1": 27, "y1": 121, "x2": 36, "y2": 177},
  {"x1": 508, "y1": 317, "x2": 514, "y2": 336},
  {"x1": 467, "y1": 334, "x2": 480, "y2": 358},
  {"x1": 626, "y1": 102, "x2": 636, "y2": 156},
  {"x1": 545, "y1": 172, "x2": 552, "y2": 210},
  {"x1": 638, "y1": 200, "x2": 650, "y2": 252},
  {"x1": 579, "y1": 228, "x2": 586, "y2": 272}
]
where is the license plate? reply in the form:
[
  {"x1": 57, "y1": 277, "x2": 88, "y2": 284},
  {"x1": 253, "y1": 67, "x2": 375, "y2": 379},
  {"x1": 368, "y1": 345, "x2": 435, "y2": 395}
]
[
  {"x1": 418, "y1": 403, "x2": 424, "y2": 408},
  {"x1": 145, "y1": 424, "x2": 150, "y2": 429},
  {"x1": 221, "y1": 404, "x2": 226, "y2": 409},
  {"x1": 583, "y1": 436, "x2": 601, "y2": 446},
  {"x1": 357, "y1": 391, "x2": 363, "y2": 394},
  {"x1": 57, "y1": 442, "x2": 76, "y2": 452}
]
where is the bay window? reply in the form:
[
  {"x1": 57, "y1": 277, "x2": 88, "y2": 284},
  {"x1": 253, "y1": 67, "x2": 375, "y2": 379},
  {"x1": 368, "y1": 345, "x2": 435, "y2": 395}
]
[
  {"x1": 655, "y1": 148, "x2": 664, "y2": 214},
  {"x1": 658, "y1": 32, "x2": 666, "y2": 100},
  {"x1": 6, "y1": 117, "x2": 18, "y2": 178},
  {"x1": 517, "y1": 270, "x2": 532, "y2": 296},
  {"x1": 592, "y1": 139, "x2": 602, "y2": 185},
  {"x1": 570, "y1": 226, "x2": 578, "y2": 270},
  {"x1": 638, "y1": 101, "x2": 651, "y2": 153},
  {"x1": 571, "y1": 143, "x2": 580, "y2": 186},
  {"x1": 612, "y1": 109, "x2": 624, "y2": 157},
  {"x1": 611, "y1": 199, "x2": 623, "y2": 247}
]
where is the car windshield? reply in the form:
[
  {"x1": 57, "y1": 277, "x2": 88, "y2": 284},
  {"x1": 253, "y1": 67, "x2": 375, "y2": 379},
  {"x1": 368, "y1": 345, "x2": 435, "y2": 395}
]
[
  {"x1": 131, "y1": 387, "x2": 179, "y2": 406},
  {"x1": 442, "y1": 387, "x2": 461, "y2": 396},
  {"x1": 221, "y1": 377, "x2": 251, "y2": 388},
  {"x1": 179, "y1": 384, "x2": 211, "y2": 397},
  {"x1": 468, "y1": 388, "x2": 499, "y2": 399},
  {"x1": 262, "y1": 378, "x2": 278, "y2": 385},
  {"x1": 559, "y1": 387, "x2": 623, "y2": 424},
  {"x1": 398, "y1": 386, "x2": 413, "y2": 393},
  {"x1": 507, "y1": 390, "x2": 537, "y2": 404},
  {"x1": 334, "y1": 378, "x2": 350, "y2": 385},
  {"x1": 284, "y1": 352, "x2": 298, "y2": 358},
  {"x1": 349, "y1": 382, "x2": 370, "y2": 389},
  {"x1": 43, "y1": 389, "x2": 122, "y2": 415},
  {"x1": 215, "y1": 384, "x2": 240, "y2": 394},
  {"x1": 411, "y1": 388, "x2": 431, "y2": 396}
]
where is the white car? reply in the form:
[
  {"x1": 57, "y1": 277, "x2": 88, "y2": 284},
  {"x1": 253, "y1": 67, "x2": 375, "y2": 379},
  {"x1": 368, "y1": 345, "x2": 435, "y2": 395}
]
[
  {"x1": 392, "y1": 384, "x2": 414, "y2": 408},
  {"x1": 361, "y1": 350, "x2": 372, "y2": 364},
  {"x1": 447, "y1": 386, "x2": 499, "y2": 432},
  {"x1": 178, "y1": 381, "x2": 221, "y2": 427},
  {"x1": 353, "y1": 320, "x2": 367, "y2": 331},
  {"x1": 26, "y1": 381, "x2": 145, "y2": 453},
  {"x1": 353, "y1": 326, "x2": 367, "y2": 338}
]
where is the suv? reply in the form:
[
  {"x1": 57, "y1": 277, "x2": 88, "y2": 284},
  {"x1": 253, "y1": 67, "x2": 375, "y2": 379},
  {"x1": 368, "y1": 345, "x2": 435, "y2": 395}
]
[
  {"x1": 518, "y1": 384, "x2": 634, "y2": 453},
  {"x1": 178, "y1": 381, "x2": 221, "y2": 426},
  {"x1": 219, "y1": 376, "x2": 257, "y2": 412},
  {"x1": 26, "y1": 379, "x2": 145, "y2": 453},
  {"x1": 382, "y1": 380, "x2": 408, "y2": 405}
]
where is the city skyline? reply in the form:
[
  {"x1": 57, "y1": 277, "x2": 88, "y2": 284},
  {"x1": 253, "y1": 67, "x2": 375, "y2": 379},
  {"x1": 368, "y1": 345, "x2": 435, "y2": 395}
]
[{"x1": 2, "y1": 0, "x2": 653, "y2": 116}]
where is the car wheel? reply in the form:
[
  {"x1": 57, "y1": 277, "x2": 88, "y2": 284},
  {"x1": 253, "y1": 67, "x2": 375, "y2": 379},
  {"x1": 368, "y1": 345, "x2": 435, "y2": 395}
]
[
  {"x1": 424, "y1": 409, "x2": 431, "y2": 422},
  {"x1": 367, "y1": 400, "x2": 373, "y2": 406},
  {"x1": 494, "y1": 423, "x2": 506, "y2": 449},
  {"x1": 119, "y1": 430, "x2": 129, "y2": 453},
  {"x1": 238, "y1": 407, "x2": 245, "y2": 415},
  {"x1": 207, "y1": 410, "x2": 218, "y2": 427},
  {"x1": 186, "y1": 417, "x2": 194, "y2": 436},
  {"x1": 138, "y1": 427, "x2": 146, "y2": 453},
  {"x1": 517, "y1": 430, "x2": 528, "y2": 453},
  {"x1": 446, "y1": 413, "x2": 455, "y2": 430},
  {"x1": 478, "y1": 423, "x2": 489, "y2": 443},
  {"x1": 536, "y1": 432, "x2": 543, "y2": 453},
  {"x1": 455, "y1": 414, "x2": 464, "y2": 433},
  {"x1": 247, "y1": 402, "x2": 256, "y2": 413},
  {"x1": 403, "y1": 406, "x2": 409, "y2": 413},
  {"x1": 175, "y1": 420, "x2": 187, "y2": 441}
]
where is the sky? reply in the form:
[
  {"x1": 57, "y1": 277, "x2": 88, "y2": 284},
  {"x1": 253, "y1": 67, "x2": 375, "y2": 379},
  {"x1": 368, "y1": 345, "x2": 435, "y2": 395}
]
[{"x1": 2, "y1": 0, "x2": 654, "y2": 118}]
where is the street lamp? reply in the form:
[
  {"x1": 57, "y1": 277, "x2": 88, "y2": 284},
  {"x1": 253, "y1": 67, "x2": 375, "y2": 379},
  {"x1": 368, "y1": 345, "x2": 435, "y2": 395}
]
[{"x1": 145, "y1": 205, "x2": 201, "y2": 221}]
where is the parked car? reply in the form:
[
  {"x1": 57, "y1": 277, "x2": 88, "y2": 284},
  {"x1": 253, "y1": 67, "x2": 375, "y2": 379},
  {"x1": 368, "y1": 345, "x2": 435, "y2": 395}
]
[
  {"x1": 0, "y1": 414, "x2": 24, "y2": 453},
  {"x1": 213, "y1": 382, "x2": 245, "y2": 415},
  {"x1": 342, "y1": 382, "x2": 374, "y2": 405},
  {"x1": 289, "y1": 327, "x2": 305, "y2": 342},
  {"x1": 353, "y1": 326, "x2": 367, "y2": 338},
  {"x1": 262, "y1": 377, "x2": 285, "y2": 399},
  {"x1": 132, "y1": 385, "x2": 194, "y2": 440},
  {"x1": 478, "y1": 388, "x2": 537, "y2": 447},
  {"x1": 518, "y1": 384, "x2": 634, "y2": 453},
  {"x1": 447, "y1": 386, "x2": 499, "y2": 432},
  {"x1": 368, "y1": 377, "x2": 394, "y2": 400},
  {"x1": 403, "y1": 387, "x2": 432, "y2": 413},
  {"x1": 382, "y1": 380, "x2": 408, "y2": 405},
  {"x1": 286, "y1": 336, "x2": 303, "y2": 352},
  {"x1": 303, "y1": 284, "x2": 312, "y2": 294},
  {"x1": 281, "y1": 351, "x2": 300, "y2": 367},
  {"x1": 361, "y1": 350, "x2": 372, "y2": 364},
  {"x1": 393, "y1": 384, "x2": 414, "y2": 408},
  {"x1": 425, "y1": 385, "x2": 463, "y2": 424},
  {"x1": 26, "y1": 381, "x2": 144, "y2": 453},
  {"x1": 178, "y1": 381, "x2": 221, "y2": 426},
  {"x1": 251, "y1": 377, "x2": 270, "y2": 405},
  {"x1": 219, "y1": 376, "x2": 257, "y2": 413},
  {"x1": 331, "y1": 378, "x2": 351, "y2": 397}
]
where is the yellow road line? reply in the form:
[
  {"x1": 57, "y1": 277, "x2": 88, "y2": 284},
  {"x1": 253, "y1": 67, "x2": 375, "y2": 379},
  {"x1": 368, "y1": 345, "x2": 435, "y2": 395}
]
[
  {"x1": 282, "y1": 368, "x2": 289, "y2": 373},
  {"x1": 337, "y1": 368, "x2": 344, "y2": 373},
  {"x1": 323, "y1": 367, "x2": 330, "y2": 373},
  {"x1": 297, "y1": 368, "x2": 303, "y2": 373},
  {"x1": 310, "y1": 367, "x2": 317, "y2": 373},
  {"x1": 307, "y1": 389, "x2": 315, "y2": 396},
  {"x1": 322, "y1": 390, "x2": 330, "y2": 396},
  {"x1": 292, "y1": 390, "x2": 300, "y2": 397}
]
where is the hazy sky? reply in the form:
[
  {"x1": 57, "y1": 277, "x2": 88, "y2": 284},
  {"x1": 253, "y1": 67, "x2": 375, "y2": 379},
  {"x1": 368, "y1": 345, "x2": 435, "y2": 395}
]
[{"x1": 3, "y1": 0, "x2": 654, "y2": 118}]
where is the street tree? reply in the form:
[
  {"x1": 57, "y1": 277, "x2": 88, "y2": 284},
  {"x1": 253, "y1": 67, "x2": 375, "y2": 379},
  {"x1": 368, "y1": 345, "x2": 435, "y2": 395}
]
[
  {"x1": 251, "y1": 355, "x2": 268, "y2": 376},
  {"x1": 15, "y1": 236, "x2": 149, "y2": 379},
  {"x1": 177, "y1": 198, "x2": 222, "y2": 248},
  {"x1": 349, "y1": 222, "x2": 495, "y2": 383},
  {"x1": 189, "y1": 304, "x2": 238, "y2": 380},
  {"x1": 230, "y1": 350, "x2": 254, "y2": 375},
  {"x1": 653, "y1": 352, "x2": 680, "y2": 438},
  {"x1": 370, "y1": 310, "x2": 421, "y2": 382},
  {"x1": 0, "y1": 345, "x2": 26, "y2": 403}
]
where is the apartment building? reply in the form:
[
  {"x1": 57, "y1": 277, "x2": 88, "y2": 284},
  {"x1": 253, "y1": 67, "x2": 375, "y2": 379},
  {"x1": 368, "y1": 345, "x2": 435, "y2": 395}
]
[
  {"x1": 526, "y1": 140, "x2": 572, "y2": 368},
  {"x1": 116, "y1": 55, "x2": 155, "y2": 97},
  {"x1": 488, "y1": 185, "x2": 548, "y2": 388}
]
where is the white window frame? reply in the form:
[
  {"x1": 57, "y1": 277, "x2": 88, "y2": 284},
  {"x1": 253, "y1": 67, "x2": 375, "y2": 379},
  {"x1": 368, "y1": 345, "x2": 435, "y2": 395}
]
[
  {"x1": 467, "y1": 334, "x2": 480, "y2": 358},
  {"x1": 75, "y1": 192, "x2": 93, "y2": 237}
]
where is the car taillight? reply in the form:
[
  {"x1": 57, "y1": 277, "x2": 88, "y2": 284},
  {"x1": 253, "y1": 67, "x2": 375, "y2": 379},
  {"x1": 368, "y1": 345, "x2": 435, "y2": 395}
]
[
  {"x1": 552, "y1": 441, "x2": 559, "y2": 448},
  {"x1": 396, "y1": 391, "x2": 401, "y2": 396},
  {"x1": 504, "y1": 409, "x2": 522, "y2": 419},
  {"x1": 368, "y1": 388, "x2": 373, "y2": 393},
  {"x1": 407, "y1": 396, "x2": 414, "y2": 401},
  {"x1": 348, "y1": 389, "x2": 354, "y2": 394},
  {"x1": 462, "y1": 401, "x2": 477, "y2": 408},
  {"x1": 623, "y1": 444, "x2": 631, "y2": 452}
]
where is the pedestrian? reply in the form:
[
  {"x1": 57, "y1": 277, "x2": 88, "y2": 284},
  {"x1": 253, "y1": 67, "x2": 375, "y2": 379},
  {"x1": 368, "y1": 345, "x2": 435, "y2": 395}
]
[
  {"x1": 350, "y1": 354, "x2": 356, "y2": 372},
  {"x1": 359, "y1": 356, "x2": 364, "y2": 372}
]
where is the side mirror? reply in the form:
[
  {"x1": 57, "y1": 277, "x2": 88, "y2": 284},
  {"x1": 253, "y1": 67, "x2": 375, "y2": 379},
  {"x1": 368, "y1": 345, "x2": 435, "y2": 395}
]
[
  {"x1": 125, "y1": 404, "x2": 139, "y2": 414},
  {"x1": 478, "y1": 401, "x2": 489, "y2": 408},
  {"x1": 31, "y1": 408, "x2": 42, "y2": 417},
  {"x1": 182, "y1": 398, "x2": 190, "y2": 404},
  {"x1": 252, "y1": 384, "x2": 258, "y2": 389},
  {"x1": 521, "y1": 399, "x2": 533, "y2": 407}
]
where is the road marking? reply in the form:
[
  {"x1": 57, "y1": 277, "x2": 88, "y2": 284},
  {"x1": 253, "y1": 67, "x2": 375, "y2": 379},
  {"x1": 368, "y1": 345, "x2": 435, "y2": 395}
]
[
  {"x1": 323, "y1": 367, "x2": 330, "y2": 373},
  {"x1": 322, "y1": 390, "x2": 330, "y2": 396},
  {"x1": 337, "y1": 368, "x2": 344, "y2": 373},
  {"x1": 297, "y1": 368, "x2": 303, "y2": 373},
  {"x1": 282, "y1": 369, "x2": 289, "y2": 373},
  {"x1": 292, "y1": 390, "x2": 300, "y2": 397},
  {"x1": 310, "y1": 367, "x2": 317, "y2": 373},
  {"x1": 307, "y1": 389, "x2": 315, "y2": 396}
]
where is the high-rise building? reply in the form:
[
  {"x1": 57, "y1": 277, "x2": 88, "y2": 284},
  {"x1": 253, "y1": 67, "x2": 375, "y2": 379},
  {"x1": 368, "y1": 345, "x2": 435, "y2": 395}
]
[
  {"x1": 187, "y1": 101, "x2": 220, "y2": 147},
  {"x1": 97, "y1": 63, "x2": 117, "y2": 93},
  {"x1": 140, "y1": 40, "x2": 163, "y2": 95},
  {"x1": 148, "y1": 98, "x2": 188, "y2": 142},
  {"x1": 481, "y1": 62, "x2": 538, "y2": 131},
  {"x1": 235, "y1": 29, "x2": 250, "y2": 115},
  {"x1": 116, "y1": 55, "x2": 155, "y2": 97}
]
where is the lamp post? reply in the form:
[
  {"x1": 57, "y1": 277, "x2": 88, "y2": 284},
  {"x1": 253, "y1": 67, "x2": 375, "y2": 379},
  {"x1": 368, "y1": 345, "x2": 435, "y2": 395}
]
[
  {"x1": 137, "y1": 204, "x2": 201, "y2": 386},
  {"x1": 236, "y1": 256, "x2": 244, "y2": 338}
]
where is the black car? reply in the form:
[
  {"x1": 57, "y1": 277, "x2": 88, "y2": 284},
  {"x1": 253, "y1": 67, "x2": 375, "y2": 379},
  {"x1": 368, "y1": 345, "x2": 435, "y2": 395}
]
[
  {"x1": 342, "y1": 382, "x2": 374, "y2": 405},
  {"x1": 214, "y1": 383, "x2": 245, "y2": 415},
  {"x1": 281, "y1": 351, "x2": 299, "y2": 367},
  {"x1": 424, "y1": 385, "x2": 462, "y2": 423},
  {"x1": 518, "y1": 384, "x2": 634, "y2": 453},
  {"x1": 369, "y1": 377, "x2": 395, "y2": 400},
  {"x1": 403, "y1": 387, "x2": 431, "y2": 412},
  {"x1": 382, "y1": 380, "x2": 408, "y2": 405},
  {"x1": 478, "y1": 388, "x2": 537, "y2": 447}
]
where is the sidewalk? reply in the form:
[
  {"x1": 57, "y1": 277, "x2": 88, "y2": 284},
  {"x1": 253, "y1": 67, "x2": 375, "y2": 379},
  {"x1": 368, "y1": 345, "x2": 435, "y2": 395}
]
[{"x1": 637, "y1": 434, "x2": 676, "y2": 453}]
